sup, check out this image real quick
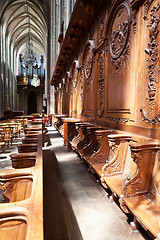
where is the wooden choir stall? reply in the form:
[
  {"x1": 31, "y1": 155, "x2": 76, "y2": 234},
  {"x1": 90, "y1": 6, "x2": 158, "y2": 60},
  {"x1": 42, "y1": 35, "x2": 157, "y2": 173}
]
[
  {"x1": 51, "y1": 0, "x2": 160, "y2": 239},
  {"x1": 0, "y1": 117, "x2": 45, "y2": 240}
]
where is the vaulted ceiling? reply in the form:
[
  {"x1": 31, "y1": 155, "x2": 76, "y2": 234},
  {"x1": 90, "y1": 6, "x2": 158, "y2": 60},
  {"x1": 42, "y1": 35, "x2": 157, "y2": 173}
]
[{"x1": 0, "y1": 0, "x2": 50, "y2": 65}]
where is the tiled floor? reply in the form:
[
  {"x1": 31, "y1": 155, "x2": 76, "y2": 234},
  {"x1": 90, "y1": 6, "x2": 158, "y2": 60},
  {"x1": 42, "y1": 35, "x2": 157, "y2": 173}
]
[{"x1": 44, "y1": 127, "x2": 151, "y2": 240}]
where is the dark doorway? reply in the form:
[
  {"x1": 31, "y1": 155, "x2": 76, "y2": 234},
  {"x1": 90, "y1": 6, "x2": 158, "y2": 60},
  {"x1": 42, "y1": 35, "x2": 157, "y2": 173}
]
[{"x1": 28, "y1": 91, "x2": 37, "y2": 114}]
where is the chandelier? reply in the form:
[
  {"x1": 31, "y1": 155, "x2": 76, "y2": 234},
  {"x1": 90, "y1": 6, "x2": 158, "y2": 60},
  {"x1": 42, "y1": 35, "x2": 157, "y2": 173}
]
[
  {"x1": 22, "y1": 0, "x2": 38, "y2": 69},
  {"x1": 22, "y1": 41, "x2": 38, "y2": 69}
]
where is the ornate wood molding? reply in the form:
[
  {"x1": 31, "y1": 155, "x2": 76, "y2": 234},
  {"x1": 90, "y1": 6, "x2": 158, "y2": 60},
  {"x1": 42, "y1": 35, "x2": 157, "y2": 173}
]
[
  {"x1": 122, "y1": 151, "x2": 143, "y2": 197},
  {"x1": 107, "y1": 117, "x2": 131, "y2": 124},
  {"x1": 82, "y1": 40, "x2": 95, "y2": 88},
  {"x1": 97, "y1": 45, "x2": 105, "y2": 118},
  {"x1": 122, "y1": 141, "x2": 159, "y2": 198},
  {"x1": 72, "y1": 60, "x2": 79, "y2": 89},
  {"x1": 109, "y1": 2, "x2": 131, "y2": 60},
  {"x1": 101, "y1": 134, "x2": 131, "y2": 177},
  {"x1": 141, "y1": 2, "x2": 160, "y2": 124}
]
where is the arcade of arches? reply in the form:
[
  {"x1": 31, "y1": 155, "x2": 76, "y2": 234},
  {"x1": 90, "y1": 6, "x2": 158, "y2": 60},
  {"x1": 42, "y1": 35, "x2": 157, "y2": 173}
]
[{"x1": 0, "y1": 0, "x2": 160, "y2": 239}]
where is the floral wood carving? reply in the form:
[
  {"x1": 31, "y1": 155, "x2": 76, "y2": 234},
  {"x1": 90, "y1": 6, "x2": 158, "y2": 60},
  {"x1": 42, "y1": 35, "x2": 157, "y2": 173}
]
[
  {"x1": 72, "y1": 60, "x2": 79, "y2": 89},
  {"x1": 132, "y1": 9, "x2": 137, "y2": 33},
  {"x1": 101, "y1": 141, "x2": 119, "y2": 175},
  {"x1": 90, "y1": 131, "x2": 111, "y2": 164},
  {"x1": 109, "y1": 3, "x2": 130, "y2": 60},
  {"x1": 107, "y1": 117, "x2": 130, "y2": 124},
  {"x1": 83, "y1": 41, "x2": 95, "y2": 87},
  {"x1": 97, "y1": 47, "x2": 105, "y2": 118},
  {"x1": 141, "y1": 2, "x2": 160, "y2": 124},
  {"x1": 99, "y1": 18, "x2": 105, "y2": 42},
  {"x1": 80, "y1": 69, "x2": 84, "y2": 114},
  {"x1": 143, "y1": 0, "x2": 154, "y2": 20},
  {"x1": 84, "y1": 48, "x2": 93, "y2": 83},
  {"x1": 122, "y1": 152, "x2": 144, "y2": 198}
]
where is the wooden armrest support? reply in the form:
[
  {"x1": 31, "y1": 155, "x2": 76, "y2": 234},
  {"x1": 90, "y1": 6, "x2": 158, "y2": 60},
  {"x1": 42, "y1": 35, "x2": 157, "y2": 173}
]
[
  {"x1": 102, "y1": 134, "x2": 131, "y2": 176},
  {"x1": 122, "y1": 141, "x2": 160, "y2": 198},
  {"x1": 90, "y1": 130, "x2": 115, "y2": 164}
]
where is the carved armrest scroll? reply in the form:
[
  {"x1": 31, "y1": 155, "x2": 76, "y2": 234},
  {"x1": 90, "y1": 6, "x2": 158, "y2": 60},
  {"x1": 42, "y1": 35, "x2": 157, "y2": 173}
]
[
  {"x1": 90, "y1": 130, "x2": 114, "y2": 164},
  {"x1": 102, "y1": 134, "x2": 131, "y2": 176},
  {"x1": 122, "y1": 141, "x2": 160, "y2": 198}
]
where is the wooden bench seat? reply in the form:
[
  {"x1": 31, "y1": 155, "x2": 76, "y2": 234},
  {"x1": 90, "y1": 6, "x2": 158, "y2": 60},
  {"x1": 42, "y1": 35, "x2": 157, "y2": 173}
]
[
  {"x1": 18, "y1": 144, "x2": 37, "y2": 153},
  {"x1": 0, "y1": 130, "x2": 43, "y2": 240},
  {"x1": 22, "y1": 138, "x2": 38, "y2": 144},
  {"x1": 0, "y1": 171, "x2": 33, "y2": 203},
  {"x1": 119, "y1": 141, "x2": 160, "y2": 238},
  {"x1": 0, "y1": 214, "x2": 27, "y2": 240},
  {"x1": 10, "y1": 152, "x2": 37, "y2": 168},
  {"x1": 25, "y1": 133, "x2": 39, "y2": 138},
  {"x1": 25, "y1": 127, "x2": 41, "y2": 134}
]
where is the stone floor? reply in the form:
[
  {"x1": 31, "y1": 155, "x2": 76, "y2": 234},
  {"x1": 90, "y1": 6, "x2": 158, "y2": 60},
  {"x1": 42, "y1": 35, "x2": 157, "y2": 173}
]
[{"x1": 44, "y1": 127, "x2": 151, "y2": 240}]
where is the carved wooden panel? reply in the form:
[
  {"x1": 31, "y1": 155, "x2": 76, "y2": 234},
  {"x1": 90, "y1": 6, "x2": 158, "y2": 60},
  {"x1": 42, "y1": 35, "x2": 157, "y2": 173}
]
[
  {"x1": 106, "y1": 2, "x2": 133, "y2": 115},
  {"x1": 76, "y1": 69, "x2": 83, "y2": 116},
  {"x1": 72, "y1": 60, "x2": 79, "y2": 116},
  {"x1": 62, "y1": 73, "x2": 70, "y2": 115},
  {"x1": 140, "y1": 0, "x2": 160, "y2": 125},
  {"x1": 82, "y1": 41, "x2": 95, "y2": 116}
]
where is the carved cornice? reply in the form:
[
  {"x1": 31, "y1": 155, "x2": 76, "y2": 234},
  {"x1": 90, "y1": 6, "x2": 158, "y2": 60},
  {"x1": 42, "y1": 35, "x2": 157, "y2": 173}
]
[{"x1": 50, "y1": 0, "x2": 105, "y2": 86}]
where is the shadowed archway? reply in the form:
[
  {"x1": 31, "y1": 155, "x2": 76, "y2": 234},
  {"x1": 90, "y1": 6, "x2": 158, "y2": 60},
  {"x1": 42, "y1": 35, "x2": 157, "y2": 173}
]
[{"x1": 28, "y1": 90, "x2": 37, "y2": 114}]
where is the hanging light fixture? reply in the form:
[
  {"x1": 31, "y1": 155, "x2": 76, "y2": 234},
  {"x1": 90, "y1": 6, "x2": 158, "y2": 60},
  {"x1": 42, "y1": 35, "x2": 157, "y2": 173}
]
[{"x1": 22, "y1": 0, "x2": 38, "y2": 69}]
